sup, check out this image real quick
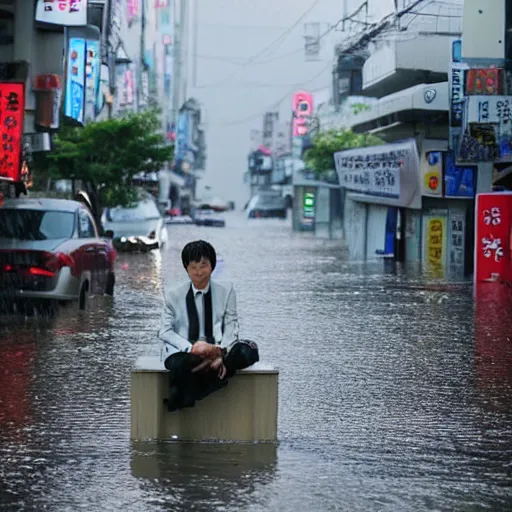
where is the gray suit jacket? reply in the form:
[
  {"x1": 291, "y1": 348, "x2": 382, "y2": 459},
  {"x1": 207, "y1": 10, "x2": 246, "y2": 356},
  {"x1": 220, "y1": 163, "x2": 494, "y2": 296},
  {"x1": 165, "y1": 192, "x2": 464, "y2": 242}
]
[{"x1": 158, "y1": 279, "x2": 240, "y2": 361}]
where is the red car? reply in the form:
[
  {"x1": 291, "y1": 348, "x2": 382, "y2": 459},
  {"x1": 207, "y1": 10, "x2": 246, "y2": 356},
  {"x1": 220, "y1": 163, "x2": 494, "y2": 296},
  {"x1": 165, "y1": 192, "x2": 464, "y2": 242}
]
[{"x1": 0, "y1": 197, "x2": 116, "y2": 313}]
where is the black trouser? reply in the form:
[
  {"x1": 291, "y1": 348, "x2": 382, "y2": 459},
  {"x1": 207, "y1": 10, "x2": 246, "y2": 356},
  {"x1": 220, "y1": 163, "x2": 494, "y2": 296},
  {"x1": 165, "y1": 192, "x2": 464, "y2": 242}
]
[{"x1": 163, "y1": 340, "x2": 259, "y2": 411}]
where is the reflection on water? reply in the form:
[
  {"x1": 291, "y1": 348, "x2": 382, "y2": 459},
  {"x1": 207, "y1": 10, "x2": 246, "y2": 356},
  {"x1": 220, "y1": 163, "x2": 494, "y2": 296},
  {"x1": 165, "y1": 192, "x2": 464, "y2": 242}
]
[
  {"x1": 132, "y1": 442, "x2": 277, "y2": 510},
  {"x1": 1, "y1": 212, "x2": 512, "y2": 511}
]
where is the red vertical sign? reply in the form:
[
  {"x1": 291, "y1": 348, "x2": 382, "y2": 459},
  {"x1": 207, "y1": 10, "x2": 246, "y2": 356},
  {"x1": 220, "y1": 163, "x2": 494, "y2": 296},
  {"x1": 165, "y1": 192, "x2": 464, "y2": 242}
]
[
  {"x1": 0, "y1": 83, "x2": 25, "y2": 183},
  {"x1": 475, "y1": 193, "x2": 512, "y2": 284},
  {"x1": 292, "y1": 91, "x2": 313, "y2": 137}
]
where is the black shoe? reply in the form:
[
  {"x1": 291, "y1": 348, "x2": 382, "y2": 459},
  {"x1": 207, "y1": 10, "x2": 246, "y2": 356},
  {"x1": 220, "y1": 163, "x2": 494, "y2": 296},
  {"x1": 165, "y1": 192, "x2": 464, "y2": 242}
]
[{"x1": 163, "y1": 385, "x2": 180, "y2": 412}]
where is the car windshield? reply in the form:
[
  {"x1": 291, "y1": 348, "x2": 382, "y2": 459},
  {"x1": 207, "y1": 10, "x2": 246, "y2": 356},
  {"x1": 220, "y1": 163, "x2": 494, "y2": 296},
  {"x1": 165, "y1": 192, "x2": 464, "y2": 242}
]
[
  {"x1": 0, "y1": 209, "x2": 75, "y2": 240},
  {"x1": 255, "y1": 194, "x2": 285, "y2": 208},
  {"x1": 107, "y1": 200, "x2": 160, "y2": 222}
]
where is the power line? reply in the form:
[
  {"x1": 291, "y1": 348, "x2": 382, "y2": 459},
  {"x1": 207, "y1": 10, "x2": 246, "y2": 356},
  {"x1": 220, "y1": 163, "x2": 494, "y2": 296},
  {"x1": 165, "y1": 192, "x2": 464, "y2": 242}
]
[
  {"x1": 195, "y1": 0, "x2": 321, "y2": 89},
  {"x1": 213, "y1": 62, "x2": 332, "y2": 127}
]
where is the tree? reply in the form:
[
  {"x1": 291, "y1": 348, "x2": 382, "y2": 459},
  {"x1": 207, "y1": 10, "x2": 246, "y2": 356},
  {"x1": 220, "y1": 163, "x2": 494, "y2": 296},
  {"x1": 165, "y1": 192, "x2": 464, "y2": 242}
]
[
  {"x1": 304, "y1": 128, "x2": 384, "y2": 177},
  {"x1": 37, "y1": 109, "x2": 173, "y2": 218}
]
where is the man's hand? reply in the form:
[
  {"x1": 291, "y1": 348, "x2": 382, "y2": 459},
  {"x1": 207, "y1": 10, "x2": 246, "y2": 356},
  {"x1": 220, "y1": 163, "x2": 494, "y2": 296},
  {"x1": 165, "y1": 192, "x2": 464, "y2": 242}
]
[
  {"x1": 191, "y1": 341, "x2": 221, "y2": 359},
  {"x1": 210, "y1": 357, "x2": 227, "y2": 379}
]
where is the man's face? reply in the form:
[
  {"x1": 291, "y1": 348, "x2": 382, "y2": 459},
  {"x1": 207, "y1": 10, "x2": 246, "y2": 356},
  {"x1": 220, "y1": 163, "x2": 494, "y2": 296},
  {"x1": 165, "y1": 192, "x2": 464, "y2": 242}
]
[{"x1": 187, "y1": 257, "x2": 212, "y2": 289}]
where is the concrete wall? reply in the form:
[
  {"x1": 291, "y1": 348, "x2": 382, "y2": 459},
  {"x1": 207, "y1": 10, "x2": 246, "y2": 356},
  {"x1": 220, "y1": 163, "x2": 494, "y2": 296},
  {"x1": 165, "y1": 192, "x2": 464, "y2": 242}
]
[{"x1": 462, "y1": 0, "x2": 506, "y2": 61}]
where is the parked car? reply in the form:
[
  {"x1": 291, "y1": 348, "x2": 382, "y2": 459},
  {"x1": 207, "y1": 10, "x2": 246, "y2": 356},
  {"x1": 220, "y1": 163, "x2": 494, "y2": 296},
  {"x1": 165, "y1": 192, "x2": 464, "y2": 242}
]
[
  {"x1": 0, "y1": 197, "x2": 116, "y2": 313},
  {"x1": 246, "y1": 191, "x2": 287, "y2": 219},
  {"x1": 101, "y1": 190, "x2": 168, "y2": 252},
  {"x1": 193, "y1": 207, "x2": 226, "y2": 227}
]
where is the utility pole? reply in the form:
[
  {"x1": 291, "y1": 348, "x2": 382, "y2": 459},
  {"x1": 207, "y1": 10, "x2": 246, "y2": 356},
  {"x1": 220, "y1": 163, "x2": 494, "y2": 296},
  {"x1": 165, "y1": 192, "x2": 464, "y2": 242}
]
[
  {"x1": 172, "y1": 0, "x2": 187, "y2": 136},
  {"x1": 181, "y1": 0, "x2": 189, "y2": 106},
  {"x1": 192, "y1": 0, "x2": 198, "y2": 87}
]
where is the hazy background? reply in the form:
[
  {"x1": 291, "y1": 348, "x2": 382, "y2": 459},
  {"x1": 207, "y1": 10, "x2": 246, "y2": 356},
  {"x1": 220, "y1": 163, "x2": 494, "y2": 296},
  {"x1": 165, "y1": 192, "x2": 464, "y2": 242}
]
[{"x1": 187, "y1": 0, "x2": 398, "y2": 205}]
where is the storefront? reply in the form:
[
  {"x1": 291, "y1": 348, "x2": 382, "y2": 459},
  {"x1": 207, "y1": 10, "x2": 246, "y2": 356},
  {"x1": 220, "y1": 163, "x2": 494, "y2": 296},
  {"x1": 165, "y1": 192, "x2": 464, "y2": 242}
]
[
  {"x1": 335, "y1": 138, "x2": 477, "y2": 275},
  {"x1": 334, "y1": 139, "x2": 422, "y2": 261}
]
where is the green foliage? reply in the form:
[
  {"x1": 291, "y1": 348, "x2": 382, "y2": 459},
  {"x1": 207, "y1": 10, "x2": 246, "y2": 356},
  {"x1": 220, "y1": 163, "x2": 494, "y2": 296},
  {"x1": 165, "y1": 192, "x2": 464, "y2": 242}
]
[
  {"x1": 304, "y1": 128, "x2": 384, "y2": 176},
  {"x1": 38, "y1": 109, "x2": 173, "y2": 208},
  {"x1": 351, "y1": 103, "x2": 371, "y2": 115}
]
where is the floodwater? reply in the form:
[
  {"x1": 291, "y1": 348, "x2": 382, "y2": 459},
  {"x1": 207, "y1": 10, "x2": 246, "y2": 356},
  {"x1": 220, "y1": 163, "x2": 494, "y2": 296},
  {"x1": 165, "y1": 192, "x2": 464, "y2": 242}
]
[{"x1": 1, "y1": 212, "x2": 512, "y2": 511}]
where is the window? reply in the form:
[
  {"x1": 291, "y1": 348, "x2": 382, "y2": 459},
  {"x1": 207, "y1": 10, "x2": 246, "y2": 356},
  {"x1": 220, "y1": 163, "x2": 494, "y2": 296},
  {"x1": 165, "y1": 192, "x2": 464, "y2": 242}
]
[
  {"x1": 0, "y1": 209, "x2": 75, "y2": 240},
  {"x1": 78, "y1": 210, "x2": 97, "y2": 238}
]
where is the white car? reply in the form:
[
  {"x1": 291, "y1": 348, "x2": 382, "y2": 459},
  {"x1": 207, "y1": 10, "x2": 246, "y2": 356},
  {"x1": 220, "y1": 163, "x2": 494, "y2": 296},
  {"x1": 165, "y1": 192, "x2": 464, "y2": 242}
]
[{"x1": 101, "y1": 191, "x2": 168, "y2": 249}]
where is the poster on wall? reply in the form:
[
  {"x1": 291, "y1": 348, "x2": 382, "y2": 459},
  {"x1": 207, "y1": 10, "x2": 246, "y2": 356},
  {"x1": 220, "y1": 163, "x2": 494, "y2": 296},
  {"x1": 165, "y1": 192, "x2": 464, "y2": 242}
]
[
  {"x1": 448, "y1": 210, "x2": 466, "y2": 277},
  {"x1": 36, "y1": 0, "x2": 88, "y2": 26},
  {"x1": 423, "y1": 213, "x2": 447, "y2": 278},
  {"x1": 420, "y1": 150, "x2": 442, "y2": 197},
  {"x1": 465, "y1": 68, "x2": 504, "y2": 96},
  {"x1": 444, "y1": 152, "x2": 476, "y2": 198},
  {"x1": 0, "y1": 83, "x2": 25, "y2": 182},
  {"x1": 64, "y1": 38, "x2": 86, "y2": 124},
  {"x1": 85, "y1": 40, "x2": 100, "y2": 123},
  {"x1": 474, "y1": 193, "x2": 512, "y2": 284}
]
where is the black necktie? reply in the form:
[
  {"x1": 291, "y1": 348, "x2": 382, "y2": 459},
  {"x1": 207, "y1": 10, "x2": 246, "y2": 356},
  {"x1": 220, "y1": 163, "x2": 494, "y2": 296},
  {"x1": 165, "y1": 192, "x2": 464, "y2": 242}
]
[{"x1": 186, "y1": 285, "x2": 213, "y2": 343}]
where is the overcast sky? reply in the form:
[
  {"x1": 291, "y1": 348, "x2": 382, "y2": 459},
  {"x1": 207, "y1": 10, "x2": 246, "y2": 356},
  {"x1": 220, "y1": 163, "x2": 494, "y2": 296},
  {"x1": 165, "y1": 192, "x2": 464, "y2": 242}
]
[
  {"x1": 188, "y1": 0, "x2": 378, "y2": 204},
  {"x1": 187, "y1": 0, "x2": 462, "y2": 204}
]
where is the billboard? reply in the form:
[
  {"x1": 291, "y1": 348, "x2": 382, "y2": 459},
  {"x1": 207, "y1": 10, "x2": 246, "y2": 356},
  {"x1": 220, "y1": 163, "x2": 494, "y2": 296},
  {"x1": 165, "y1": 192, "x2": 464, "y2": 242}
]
[
  {"x1": 475, "y1": 193, "x2": 512, "y2": 284},
  {"x1": 36, "y1": 0, "x2": 88, "y2": 26},
  {"x1": 65, "y1": 38, "x2": 86, "y2": 124},
  {"x1": 0, "y1": 83, "x2": 25, "y2": 183},
  {"x1": 334, "y1": 139, "x2": 422, "y2": 209}
]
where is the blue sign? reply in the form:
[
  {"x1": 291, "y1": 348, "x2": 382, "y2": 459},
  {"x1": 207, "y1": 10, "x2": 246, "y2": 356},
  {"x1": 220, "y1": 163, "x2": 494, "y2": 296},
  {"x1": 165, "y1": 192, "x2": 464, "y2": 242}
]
[
  {"x1": 65, "y1": 38, "x2": 86, "y2": 124},
  {"x1": 444, "y1": 152, "x2": 476, "y2": 198},
  {"x1": 176, "y1": 112, "x2": 189, "y2": 162},
  {"x1": 452, "y1": 39, "x2": 462, "y2": 63}
]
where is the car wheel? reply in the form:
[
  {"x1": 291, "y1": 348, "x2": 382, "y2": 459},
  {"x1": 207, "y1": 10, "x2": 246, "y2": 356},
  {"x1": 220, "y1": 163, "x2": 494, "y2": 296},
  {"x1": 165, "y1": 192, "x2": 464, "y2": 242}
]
[
  {"x1": 105, "y1": 272, "x2": 115, "y2": 296},
  {"x1": 79, "y1": 282, "x2": 89, "y2": 310}
]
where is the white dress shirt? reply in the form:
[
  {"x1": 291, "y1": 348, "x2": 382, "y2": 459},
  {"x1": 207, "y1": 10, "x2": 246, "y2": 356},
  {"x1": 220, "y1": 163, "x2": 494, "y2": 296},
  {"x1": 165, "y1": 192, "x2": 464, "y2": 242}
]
[{"x1": 191, "y1": 282, "x2": 210, "y2": 340}]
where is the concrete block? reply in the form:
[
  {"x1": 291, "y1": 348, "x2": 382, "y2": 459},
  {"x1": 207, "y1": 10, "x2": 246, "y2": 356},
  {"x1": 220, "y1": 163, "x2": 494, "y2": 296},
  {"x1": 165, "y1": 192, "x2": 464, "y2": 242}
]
[{"x1": 130, "y1": 356, "x2": 279, "y2": 443}]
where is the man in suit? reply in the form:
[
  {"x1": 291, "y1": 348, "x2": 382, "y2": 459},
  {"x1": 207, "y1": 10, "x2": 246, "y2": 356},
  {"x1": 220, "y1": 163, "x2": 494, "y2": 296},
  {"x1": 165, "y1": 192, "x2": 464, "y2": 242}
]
[{"x1": 159, "y1": 240, "x2": 259, "y2": 411}]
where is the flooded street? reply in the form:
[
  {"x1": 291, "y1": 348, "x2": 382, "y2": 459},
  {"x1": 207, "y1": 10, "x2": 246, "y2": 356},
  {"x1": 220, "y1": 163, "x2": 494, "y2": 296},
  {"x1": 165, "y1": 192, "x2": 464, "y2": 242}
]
[{"x1": 1, "y1": 212, "x2": 512, "y2": 511}]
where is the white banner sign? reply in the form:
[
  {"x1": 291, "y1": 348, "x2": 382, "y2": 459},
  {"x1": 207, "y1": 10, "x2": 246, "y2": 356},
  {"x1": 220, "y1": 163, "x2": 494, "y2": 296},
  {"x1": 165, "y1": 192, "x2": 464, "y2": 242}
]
[
  {"x1": 334, "y1": 149, "x2": 402, "y2": 198},
  {"x1": 466, "y1": 95, "x2": 512, "y2": 125},
  {"x1": 36, "y1": 0, "x2": 88, "y2": 27},
  {"x1": 334, "y1": 139, "x2": 422, "y2": 209}
]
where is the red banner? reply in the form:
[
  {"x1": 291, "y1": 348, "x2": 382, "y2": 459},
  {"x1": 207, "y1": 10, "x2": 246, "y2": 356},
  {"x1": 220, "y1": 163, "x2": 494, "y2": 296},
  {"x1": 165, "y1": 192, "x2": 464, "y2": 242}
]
[
  {"x1": 0, "y1": 83, "x2": 25, "y2": 182},
  {"x1": 475, "y1": 193, "x2": 512, "y2": 284}
]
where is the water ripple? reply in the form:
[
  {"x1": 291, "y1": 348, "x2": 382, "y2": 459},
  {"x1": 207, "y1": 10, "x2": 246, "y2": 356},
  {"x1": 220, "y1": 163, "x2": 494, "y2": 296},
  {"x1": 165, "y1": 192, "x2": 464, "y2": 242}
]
[{"x1": 1, "y1": 213, "x2": 512, "y2": 511}]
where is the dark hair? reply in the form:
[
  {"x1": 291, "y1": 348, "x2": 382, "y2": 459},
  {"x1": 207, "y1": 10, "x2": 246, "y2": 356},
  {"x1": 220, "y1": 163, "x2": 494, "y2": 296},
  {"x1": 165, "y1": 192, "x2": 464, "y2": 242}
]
[{"x1": 181, "y1": 240, "x2": 217, "y2": 271}]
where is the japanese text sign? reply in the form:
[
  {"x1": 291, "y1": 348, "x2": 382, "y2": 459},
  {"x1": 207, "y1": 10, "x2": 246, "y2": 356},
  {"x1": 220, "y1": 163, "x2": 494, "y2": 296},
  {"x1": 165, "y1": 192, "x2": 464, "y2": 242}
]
[
  {"x1": 334, "y1": 139, "x2": 422, "y2": 209},
  {"x1": 0, "y1": 83, "x2": 25, "y2": 183},
  {"x1": 475, "y1": 193, "x2": 512, "y2": 284},
  {"x1": 425, "y1": 216, "x2": 446, "y2": 274},
  {"x1": 35, "y1": 0, "x2": 88, "y2": 26}
]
